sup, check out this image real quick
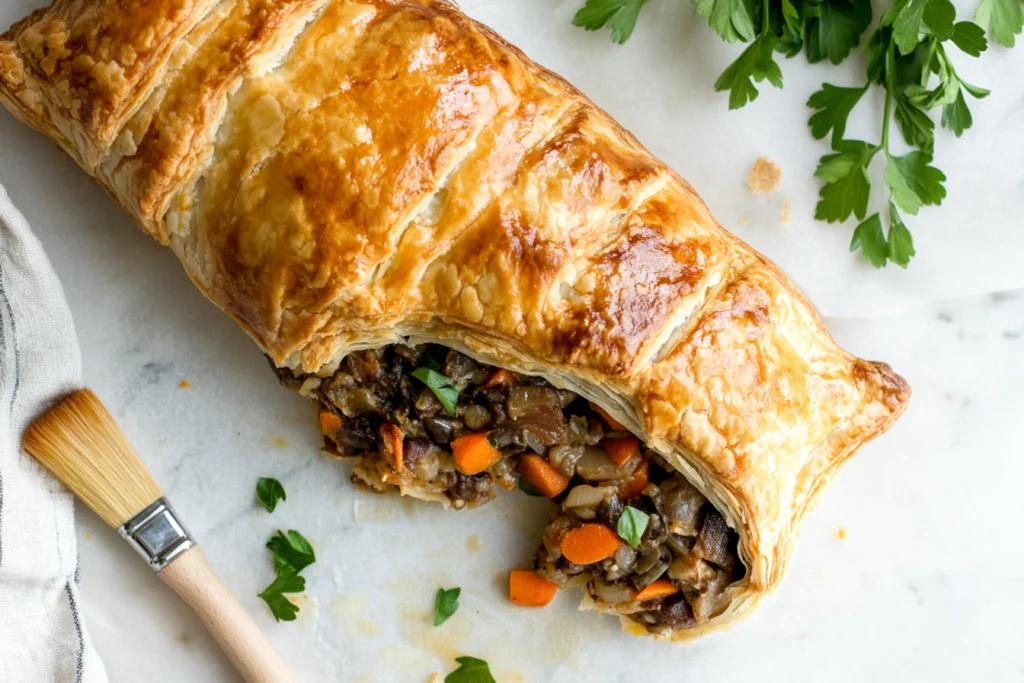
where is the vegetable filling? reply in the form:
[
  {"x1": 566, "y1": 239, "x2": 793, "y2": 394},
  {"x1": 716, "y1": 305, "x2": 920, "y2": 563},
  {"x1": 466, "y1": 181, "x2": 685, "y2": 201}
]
[{"x1": 276, "y1": 343, "x2": 745, "y2": 634}]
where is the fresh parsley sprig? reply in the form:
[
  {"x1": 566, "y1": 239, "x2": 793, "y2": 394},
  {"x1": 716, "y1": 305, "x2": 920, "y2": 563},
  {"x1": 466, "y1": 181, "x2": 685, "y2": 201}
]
[
  {"x1": 810, "y1": 2, "x2": 988, "y2": 268},
  {"x1": 258, "y1": 529, "x2": 316, "y2": 622},
  {"x1": 572, "y1": 0, "x2": 1017, "y2": 269}
]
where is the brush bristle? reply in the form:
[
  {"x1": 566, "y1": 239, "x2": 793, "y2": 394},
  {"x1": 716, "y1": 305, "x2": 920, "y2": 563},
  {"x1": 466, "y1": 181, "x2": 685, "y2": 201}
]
[{"x1": 22, "y1": 389, "x2": 162, "y2": 528}]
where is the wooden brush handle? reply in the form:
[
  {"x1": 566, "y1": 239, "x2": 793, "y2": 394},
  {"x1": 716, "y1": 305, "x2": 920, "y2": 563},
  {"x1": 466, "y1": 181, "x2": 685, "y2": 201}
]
[{"x1": 158, "y1": 546, "x2": 299, "y2": 683}]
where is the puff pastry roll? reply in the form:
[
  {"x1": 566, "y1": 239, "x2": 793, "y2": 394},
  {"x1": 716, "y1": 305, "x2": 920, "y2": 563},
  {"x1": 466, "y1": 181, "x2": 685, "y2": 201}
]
[{"x1": 1, "y1": 0, "x2": 909, "y2": 640}]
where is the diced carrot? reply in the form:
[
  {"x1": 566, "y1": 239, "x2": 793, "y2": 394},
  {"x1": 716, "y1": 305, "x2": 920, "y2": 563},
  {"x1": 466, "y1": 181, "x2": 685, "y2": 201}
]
[
  {"x1": 560, "y1": 523, "x2": 621, "y2": 565},
  {"x1": 484, "y1": 368, "x2": 516, "y2": 387},
  {"x1": 509, "y1": 570, "x2": 558, "y2": 607},
  {"x1": 618, "y1": 458, "x2": 649, "y2": 501},
  {"x1": 634, "y1": 579, "x2": 679, "y2": 602},
  {"x1": 380, "y1": 423, "x2": 404, "y2": 472},
  {"x1": 319, "y1": 409, "x2": 342, "y2": 436},
  {"x1": 602, "y1": 436, "x2": 640, "y2": 466},
  {"x1": 516, "y1": 454, "x2": 570, "y2": 498},
  {"x1": 451, "y1": 432, "x2": 501, "y2": 475},
  {"x1": 591, "y1": 402, "x2": 626, "y2": 431}
]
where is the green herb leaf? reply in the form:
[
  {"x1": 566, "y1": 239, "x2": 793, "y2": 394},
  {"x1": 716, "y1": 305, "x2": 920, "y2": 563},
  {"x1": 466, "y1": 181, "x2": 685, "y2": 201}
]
[
  {"x1": 267, "y1": 530, "x2": 316, "y2": 574},
  {"x1": 777, "y1": 0, "x2": 805, "y2": 56},
  {"x1": 445, "y1": 656, "x2": 497, "y2": 683},
  {"x1": 518, "y1": 476, "x2": 543, "y2": 497},
  {"x1": 849, "y1": 213, "x2": 889, "y2": 267},
  {"x1": 434, "y1": 587, "x2": 461, "y2": 626},
  {"x1": 922, "y1": 0, "x2": 956, "y2": 41},
  {"x1": 692, "y1": 0, "x2": 757, "y2": 43},
  {"x1": 573, "y1": 0, "x2": 649, "y2": 44},
  {"x1": 959, "y1": 79, "x2": 991, "y2": 99},
  {"x1": 814, "y1": 140, "x2": 878, "y2": 222},
  {"x1": 894, "y1": 94, "x2": 935, "y2": 151},
  {"x1": 411, "y1": 367, "x2": 460, "y2": 417},
  {"x1": 256, "y1": 477, "x2": 286, "y2": 513},
  {"x1": 940, "y1": 88, "x2": 973, "y2": 136},
  {"x1": 258, "y1": 567, "x2": 305, "y2": 622},
  {"x1": 950, "y1": 21, "x2": 989, "y2": 56},
  {"x1": 975, "y1": 0, "x2": 1023, "y2": 48},
  {"x1": 883, "y1": 151, "x2": 947, "y2": 215},
  {"x1": 887, "y1": 202, "x2": 917, "y2": 267},
  {"x1": 887, "y1": 0, "x2": 955, "y2": 54},
  {"x1": 714, "y1": 33, "x2": 783, "y2": 110},
  {"x1": 808, "y1": 84, "x2": 867, "y2": 142},
  {"x1": 617, "y1": 505, "x2": 650, "y2": 549},
  {"x1": 805, "y1": 0, "x2": 873, "y2": 65}
]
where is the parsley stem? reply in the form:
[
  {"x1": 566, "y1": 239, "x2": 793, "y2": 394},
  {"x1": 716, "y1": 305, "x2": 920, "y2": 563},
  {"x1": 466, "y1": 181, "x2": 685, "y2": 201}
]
[
  {"x1": 880, "y1": 38, "x2": 895, "y2": 153},
  {"x1": 762, "y1": 0, "x2": 770, "y2": 33}
]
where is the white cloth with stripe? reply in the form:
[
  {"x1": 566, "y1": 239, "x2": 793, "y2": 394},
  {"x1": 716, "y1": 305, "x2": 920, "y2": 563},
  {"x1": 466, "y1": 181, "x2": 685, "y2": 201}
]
[{"x1": 0, "y1": 182, "x2": 107, "y2": 682}]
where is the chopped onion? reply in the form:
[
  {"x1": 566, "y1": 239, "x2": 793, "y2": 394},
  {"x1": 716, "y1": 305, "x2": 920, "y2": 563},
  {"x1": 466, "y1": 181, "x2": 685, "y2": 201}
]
[
  {"x1": 575, "y1": 446, "x2": 628, "y2": 481},
  {"x1": 563, "y1": 485, "x2": 615, "y2": 512}
]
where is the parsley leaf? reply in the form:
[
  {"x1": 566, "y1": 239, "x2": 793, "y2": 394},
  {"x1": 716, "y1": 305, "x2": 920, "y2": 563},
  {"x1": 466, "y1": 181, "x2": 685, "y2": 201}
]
[
  {"x1": 692, "y1": 0, "x2": 757, "y2": 43},
  {"x1": 445, "y1": 656, "x2": 496, "y2": 683},
  {"x1": 258, "y1": 567, "x2": 305, "y2": 622},
  {"x1": 975, "y1": 0, "x2": 1023, "y2": 48},
  {"x1": 951, "y1": 21, "x2": 989, "y2": 56},
  {"x1": 887, "y1": 202, "x2": 916, "y2": 267},
  {"x1": 255, "y1": 477, "x2": 286, "y2": 513},
  {"x1": 883, "y1": 151, "x2": 946, "y2": 215},
  {"x1": 940, "y1": 88, "x2": 973, "y2": 136},
  {"x1": 434, "y1": 587, "x2": 461, "y2": 626},
  {"x1": 518, "y1": 476, "x2": 543, "y2": 497},
  {"x1": 411, "y1": 367, "x2": 460, "y2": 417},
  {"x1": 849, "y1": 213, "x2": 889, "y2": 267},
  {"x1": 714, "y1": 33, "x2": 783, "y2": 109},
  {"x1": 808, "y1": 84, "x2": 867, "y2": 142},
  {"x1": 617, "y1": 505, "x2": 650, "y2": 549},
  {"x1": 805, "y1": 0, "x2": 873, "y2": 65},
  {"x1": 573, "y1": 0, "x2": 648, "y2": 44},
  {"x1": 894, "y1": 94, "x2": 935, "y2": 151},
  {"x1": 886, "y1": 0, "x2": 956, "y2": 54},
  {"x1": 814, "y1": 140, "x2": 878, "y2": 222},
  {"x1": 267, "y1": 530, "x2": 316, "y2": 573}
]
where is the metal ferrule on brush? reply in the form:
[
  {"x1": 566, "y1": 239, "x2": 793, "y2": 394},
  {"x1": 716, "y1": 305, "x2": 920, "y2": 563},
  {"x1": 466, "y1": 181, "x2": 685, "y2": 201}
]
[{"x1": 118, "y1": 497, "x2": 195, "y2": 571}]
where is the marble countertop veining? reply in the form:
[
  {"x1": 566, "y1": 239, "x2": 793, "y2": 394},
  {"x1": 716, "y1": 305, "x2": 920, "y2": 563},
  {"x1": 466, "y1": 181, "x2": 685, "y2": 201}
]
[{"x1": 1, "y1": 0, "x2": 1023, "y2": 680}]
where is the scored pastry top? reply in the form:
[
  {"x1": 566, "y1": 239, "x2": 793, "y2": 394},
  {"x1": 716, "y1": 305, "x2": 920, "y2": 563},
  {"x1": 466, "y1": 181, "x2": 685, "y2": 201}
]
[{"x1": 0, "y1": 0, "x2": 909, "y2": 638}]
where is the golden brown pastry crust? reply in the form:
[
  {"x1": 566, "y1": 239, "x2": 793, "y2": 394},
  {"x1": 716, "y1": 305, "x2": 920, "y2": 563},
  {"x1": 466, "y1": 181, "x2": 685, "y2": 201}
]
[{"x1": 1, "y1": 0, "x2": 909, "y2": 640}]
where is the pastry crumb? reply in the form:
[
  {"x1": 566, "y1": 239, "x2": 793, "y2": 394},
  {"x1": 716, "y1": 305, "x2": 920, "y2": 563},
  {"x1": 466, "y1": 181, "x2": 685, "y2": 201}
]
[
  {"x1": 747, "y1": 156, "x2": 782, "y2": 194},
  {"x1": 427, "y1": 674, "x2": 443, "y2": 683},
  {"x1": 781, "y1": 197, "x2": 791, "y2": 224},
  {"x1": 466, "y1": 535, "x2": 483, "y2": 552},
  {"x1": 740, "y1": 217, "x2": 751, "y2": 225},
  {"x1": 836, "y1": 526, "x2": 848, "y2": 540},
  {"x1": 178, "y1": 380, "x2": 191, "y2": 388}
]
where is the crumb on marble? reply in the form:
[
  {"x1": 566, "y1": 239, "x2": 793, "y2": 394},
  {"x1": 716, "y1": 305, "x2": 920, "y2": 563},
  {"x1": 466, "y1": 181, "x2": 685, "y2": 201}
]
[
  {"x1": 747, "y1": 156, "x2": 782, "y2": 194},
  {"x1": 178, "y1": 379, "x2": 191, "y2": 388},
  {"x1": 836, "y1": 526, "x2": 848, "y2": 540},
  {"x1": 84, "y1": 530, "x2": 91, "y2": 539},
  {"x1": 740, "y1": 217, "x2": 751, "y2": 225},
  {"x1": 466, "y1": 535, "x2": 483, "y2": 552},
  {"x1": 781, "y1": 197, "x2": 791, "y2": 224}
]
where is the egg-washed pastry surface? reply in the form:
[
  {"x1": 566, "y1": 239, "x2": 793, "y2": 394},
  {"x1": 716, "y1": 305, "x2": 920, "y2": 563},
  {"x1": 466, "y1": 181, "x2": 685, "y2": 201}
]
[{"x1": 0, "y1": 0, "x2": 909, "y2": 640}]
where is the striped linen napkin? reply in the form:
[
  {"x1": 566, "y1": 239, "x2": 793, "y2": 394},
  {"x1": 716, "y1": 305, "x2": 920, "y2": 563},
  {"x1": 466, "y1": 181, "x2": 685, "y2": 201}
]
[{"x1": 0, "y1": 181, "x2": 107, "y2": 682}]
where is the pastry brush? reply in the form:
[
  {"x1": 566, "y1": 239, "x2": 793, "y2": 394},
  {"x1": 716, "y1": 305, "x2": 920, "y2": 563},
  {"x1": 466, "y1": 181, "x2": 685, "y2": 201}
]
[{"x1": 22, "y1": 389, "x2": 299, "y2": 683}]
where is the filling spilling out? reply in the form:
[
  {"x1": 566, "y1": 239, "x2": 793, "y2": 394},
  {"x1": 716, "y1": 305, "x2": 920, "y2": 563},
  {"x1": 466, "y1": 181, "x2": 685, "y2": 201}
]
[{"x1": 275, "y1": 343, "x2": 745, "y2": 634}]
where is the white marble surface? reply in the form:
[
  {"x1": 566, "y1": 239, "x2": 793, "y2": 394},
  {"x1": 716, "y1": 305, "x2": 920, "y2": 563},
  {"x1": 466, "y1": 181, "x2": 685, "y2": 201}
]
[{"x1": 1, "y1": 0, "x2": 1023, "y2": 681}]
